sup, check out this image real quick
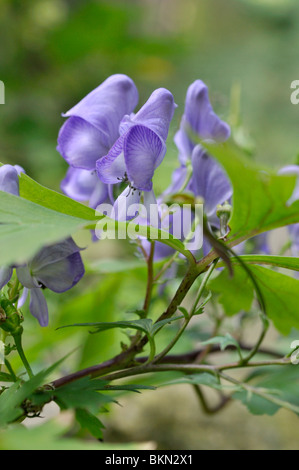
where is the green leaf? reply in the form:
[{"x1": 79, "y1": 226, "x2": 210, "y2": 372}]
[
  {"x1": 18, "y1": 172, "x2": 97, "y2": 221},
  {"x1": 159, "y1": 372, "x2": 236, "y2": 391},
  {"x1": 58, "y1": 318, "x2": 153, "y2": 334},
  {"x1": 210, "y1": 264, "x2": 299, "y2": 334},
  {"x1": 200, "y1": 333, "x2": 242, "y2": 358},
  {"x1": 0, "y1": 192, "x2": 93, "y2": 266},
  {"x1": 58, "y1": 316, "x2": 184, "y2": 338},
  {"x1": 232, "y1": 365, "x2": 299, "y2": 416},
  {"x1": 224, "y1": 255, "x2": 299, "y2": 272},
  {"x1": 233, "y1": 390, "x2": 280, "y2": 416},
  {"x1": 51, "y1": 377, "x2": 115, "y2": 414},
  {"x1": 249, "y1": 265, "x2": 299, "y2": 334},
  {"x1": 204, "y1": 142, "x2": 299, "y2": 242},
  {"x1": 0, "y1": 351, "x2": 74, "y2": 426},
  {"x1": 209, "y1": 267, "x2": 254, "y2": 315},
  {"x1": 75, "y1": 408, "x2": 105, "y2": 440},
  {"x1": 104, "y1": 383, "x2": 156, "y2": 392}
]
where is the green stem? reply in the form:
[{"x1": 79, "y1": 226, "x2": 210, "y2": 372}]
[
  {"x1": 241, "y1": 314, "x2": 269, "y2": 365},
  {"x1": 143, "y1": 242, "x2": 155, "y2": 313},
  {"x1": 219, "y1": 370, "x2": 299, "y2": 415},
  {"x1": 152, "y1": 260, "x2": 218, "y2": 364},
  {"x1": 4, "y1": 359, "x2": 17, "y2": 382},
  {"x1": 192, "y1": 384, "x2": 231, "y2": 414},
  {"x1": 13, "y1": 334, "x2": 34, "y2": 379},
  {"x1": 102, "y1": 357, "x2": 291, "y2": 383}
]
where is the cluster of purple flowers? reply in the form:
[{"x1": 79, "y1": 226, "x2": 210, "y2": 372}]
[
  {"x1": 58, "y1": 74, "x2": 232, "y2": 252},
  {"x1": 2, "y1": 73, "x2": 299, "y2": 326}
]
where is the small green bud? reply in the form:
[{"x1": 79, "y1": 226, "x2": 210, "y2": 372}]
[
  {"x1": 216, "y1": 201, "x2": 232, "y2": 238},
  {"x1": 0, "y1": 293, "x2": 23, "y2": 337},
  {"x1": 216, "y1": 201, "x2": 232, "y2": 220}
]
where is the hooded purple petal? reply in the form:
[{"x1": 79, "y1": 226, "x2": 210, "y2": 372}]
[
  {"x1": 17, "y1": 239, "x2": 85, "y2": 293},
  {"x1": 30, "y1": 238, "x2": 82, "y2": 271},
  {"x1": 190, "y1": 146, "x2": 232, "y2": 216},
  {"x1": 64, "y1": 75, "x2": 138, "y2": 142},
  {"x1": 175, "y1": 80, "x2": 230, "y2": 163},
  {"x1": 120, "y1": 88, "x2": 176, "y2": 141},
  {"x1": 58, "y1": 75, "x2": 138, "y2": 170},
  {"x1": 97, "y1": 88, "x2": 174, "y2": 192},
  {"x1": 34, "y1": 251, "x2": 85, "y2": 293},
  {"x1": 184, "y1": 80, "x2": 230, "y2": 142},
  {"x1": 0, "y1": 165, "x2": 20, "y2": 196},
  {"x1": 124, "y1": 125, "x2": 165, "y2": 191},
  {"x1": 29, "y1": 288, "x2": 49, "y2": 327},
  {"x1": 0, "y1": 266, "x2": 13, "y2": 289}
]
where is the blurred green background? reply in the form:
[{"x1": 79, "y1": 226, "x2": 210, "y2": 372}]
[{"x1": 2, "y1": 0, "x2": 299, "y2": 450}]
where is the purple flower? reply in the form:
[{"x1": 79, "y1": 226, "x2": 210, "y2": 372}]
[
  {"x1": 189, "y1": 146, "x2": 232, "y2": 220},
  {"x1": 0, "y1": 164, "x2": 23, "y2": 196},
  {"x1": 164, "y1": 81, "x2": 232, "y2": 256},
  {"x1": 57, "y1": 74, "x2": 139, "y2": 171},
  {"x1": 16, "y1": 238, "x2": 84, "y2": 327},
  {"x1": 96, "y1": 88, "x2": 176, "y2": 220},
  {"x1": 175, "y1": 80, "x2": 230, "y2": 165},
  {"x1": 167, "y1": 80, "x2": 231, "y2": 200},
  {"x1": 0, "y1": 164, "x2": 85, "y2": 327}
]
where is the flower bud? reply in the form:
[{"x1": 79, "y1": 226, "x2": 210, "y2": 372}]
[{"x1": 0, "y1": 293, "x2": 23, "y2": 337}]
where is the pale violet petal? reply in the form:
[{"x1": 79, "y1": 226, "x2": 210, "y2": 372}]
[
  {"x1": 29, "y1": 288, "x2": 49, "y2": 327},
  {"x1": 0, "y1": 165, "x2": 19, "y2": 196},
  {"x1": 124, "y1": 125, "x2": 165, "y2": 191}
]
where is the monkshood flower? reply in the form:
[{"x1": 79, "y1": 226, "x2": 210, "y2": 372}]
[
  {"x1": 57, "y1": 74, "x2": 139, "y2": 171},
  {"x1": 96, "y1": 88, "x2": 176, "y2": 220},
  {"x1": 170, "y1": 79, "x2": 231, "y2": 194},
  {"x1": 174, "y1": 79, "x2": 230, "y2": 165},
  {"x1": 0, "y1": 164, "x2": 85, "y2": 327},
  {"x1": 156, "y1": 81, "x2": 232, "y2": 258},
  {"x1": 16, "y1": 238, "x2": 84, "y2": 327}
]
